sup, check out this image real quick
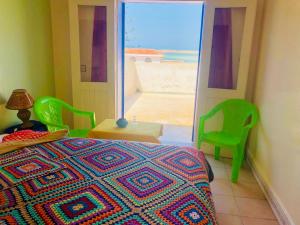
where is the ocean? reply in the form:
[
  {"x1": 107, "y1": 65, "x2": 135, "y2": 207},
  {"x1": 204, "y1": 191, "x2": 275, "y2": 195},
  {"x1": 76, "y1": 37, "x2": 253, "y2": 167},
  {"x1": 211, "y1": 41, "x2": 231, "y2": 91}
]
[{"x1": 162, "y1": 52, "x2": 199, "y2": 63}]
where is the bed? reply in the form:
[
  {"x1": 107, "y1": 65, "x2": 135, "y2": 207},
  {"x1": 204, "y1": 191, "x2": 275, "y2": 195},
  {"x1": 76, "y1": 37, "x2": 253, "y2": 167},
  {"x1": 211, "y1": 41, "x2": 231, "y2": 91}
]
[{"x1": 0, "y1": 138, "x2": 216, "y2": 224}]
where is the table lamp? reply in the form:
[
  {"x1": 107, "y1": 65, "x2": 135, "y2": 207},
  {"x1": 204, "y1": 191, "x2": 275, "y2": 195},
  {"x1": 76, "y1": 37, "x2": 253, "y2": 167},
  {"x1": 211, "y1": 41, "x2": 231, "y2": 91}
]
[{"x1": 6, "y1": 89, "x2": 34, "y2": 129}]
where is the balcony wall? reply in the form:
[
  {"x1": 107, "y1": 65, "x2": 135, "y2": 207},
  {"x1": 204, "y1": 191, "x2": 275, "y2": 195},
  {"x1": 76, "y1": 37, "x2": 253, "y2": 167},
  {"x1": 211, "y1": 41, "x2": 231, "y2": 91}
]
[{"x1": 124, "y1": 55, "x2": 198, "y2": 99}]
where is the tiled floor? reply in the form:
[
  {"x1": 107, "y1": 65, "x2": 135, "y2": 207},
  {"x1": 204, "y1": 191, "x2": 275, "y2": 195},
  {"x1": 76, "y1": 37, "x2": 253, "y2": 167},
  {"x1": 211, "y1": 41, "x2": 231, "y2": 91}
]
[{"x1": 206, "y1": 155, "x2": 280, "y2": 225}]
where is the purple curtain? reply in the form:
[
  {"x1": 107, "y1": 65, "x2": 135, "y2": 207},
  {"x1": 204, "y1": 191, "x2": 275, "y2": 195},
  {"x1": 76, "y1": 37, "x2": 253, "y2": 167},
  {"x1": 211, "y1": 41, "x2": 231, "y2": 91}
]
[
  {"x1": 91, "y1": 6, "x2": 107, "y2": 82},
  {"x1": 208, "y1": 8, "x2": 233, "y2": 89}
]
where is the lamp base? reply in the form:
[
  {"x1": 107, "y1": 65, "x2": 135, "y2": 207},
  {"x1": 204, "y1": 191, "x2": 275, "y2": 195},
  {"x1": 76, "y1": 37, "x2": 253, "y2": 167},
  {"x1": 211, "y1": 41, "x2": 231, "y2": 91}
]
[{"x1": 17, "y1": 109, "x2": 33, "y2": 129}]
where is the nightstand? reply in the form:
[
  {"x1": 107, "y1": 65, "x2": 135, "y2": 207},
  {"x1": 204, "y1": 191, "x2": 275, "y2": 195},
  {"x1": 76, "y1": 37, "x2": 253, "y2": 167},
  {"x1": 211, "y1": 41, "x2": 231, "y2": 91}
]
[{"x1": 88, "y1": 119, "x2": 163, "y2": 144}]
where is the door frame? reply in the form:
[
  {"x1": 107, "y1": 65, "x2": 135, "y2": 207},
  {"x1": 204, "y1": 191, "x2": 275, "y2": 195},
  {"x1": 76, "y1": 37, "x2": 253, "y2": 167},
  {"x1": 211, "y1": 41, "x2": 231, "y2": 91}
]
[{"x1": 117, "y1": 0, "x2": 204, "y2": 142}]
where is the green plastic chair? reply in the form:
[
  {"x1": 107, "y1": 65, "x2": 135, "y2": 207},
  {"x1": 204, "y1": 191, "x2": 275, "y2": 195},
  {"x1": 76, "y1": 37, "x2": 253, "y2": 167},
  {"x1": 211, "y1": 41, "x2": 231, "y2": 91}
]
[
  {"x1": 197, "y1": 99, "x2": 258, "y2": 183},
  {"x1": 34, "y1": 96, "x2": 96, "y2": 138}
]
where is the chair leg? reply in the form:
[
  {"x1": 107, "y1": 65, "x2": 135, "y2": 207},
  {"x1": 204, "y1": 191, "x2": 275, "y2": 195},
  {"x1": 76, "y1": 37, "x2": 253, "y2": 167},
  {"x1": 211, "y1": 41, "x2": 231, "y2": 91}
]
[
  {"x1": 214, "y1": 146, "x2": 221, "y2": 160},
  {"x1": 231, "y1": 146, "x2": 245, "y2": 183},
  {"x1": 231, "y1": 155, "x2": 240, "y2": 183}
]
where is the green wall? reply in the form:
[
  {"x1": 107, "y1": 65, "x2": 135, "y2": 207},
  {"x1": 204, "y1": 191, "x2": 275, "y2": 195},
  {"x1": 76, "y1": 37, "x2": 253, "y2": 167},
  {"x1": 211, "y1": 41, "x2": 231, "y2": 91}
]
[{"x1": 0, "y1": 0, "x2": 54, "y2": 131}]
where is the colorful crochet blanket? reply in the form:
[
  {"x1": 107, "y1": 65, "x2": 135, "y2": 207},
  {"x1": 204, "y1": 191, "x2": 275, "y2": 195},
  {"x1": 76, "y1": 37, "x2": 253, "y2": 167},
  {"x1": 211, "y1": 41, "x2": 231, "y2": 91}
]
[{"x1": 0, "y1": 138, "x2": 216, "y2": 224}]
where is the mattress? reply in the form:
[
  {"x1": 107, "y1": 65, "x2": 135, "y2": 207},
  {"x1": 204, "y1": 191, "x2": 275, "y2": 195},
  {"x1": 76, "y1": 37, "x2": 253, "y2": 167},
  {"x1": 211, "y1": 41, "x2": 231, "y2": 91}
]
[{"x1": 0, "y1": 138, "x2": 216, "y2": 224}]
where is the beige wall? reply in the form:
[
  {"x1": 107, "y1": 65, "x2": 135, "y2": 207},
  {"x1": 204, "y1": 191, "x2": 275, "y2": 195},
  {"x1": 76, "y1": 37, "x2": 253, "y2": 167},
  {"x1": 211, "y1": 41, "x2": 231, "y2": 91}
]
[
  {"x1": 248, "y1": 0, "x2": 300, "y2": 224},
  {"x1": 78, "y1": 6, "x2": 94, "y2": 82},
  {"x1": 125, "y1": 56, "x2": 140, "y2": 97},
  {"x1": 50, "y1": 0, "x2": 73, "y2": 126},
  {"x1": 0, "y1": 0, "x2": 54, "y2": 131},
  {"x1": 124, "y1": 57, "x2": 198, "y2": 97},
  {"x1": 231, "y1": 8, "x2": 246, "y2": 89},
  {"x1": 134, "y1": 62, "x2": 198, "y2": 94}
]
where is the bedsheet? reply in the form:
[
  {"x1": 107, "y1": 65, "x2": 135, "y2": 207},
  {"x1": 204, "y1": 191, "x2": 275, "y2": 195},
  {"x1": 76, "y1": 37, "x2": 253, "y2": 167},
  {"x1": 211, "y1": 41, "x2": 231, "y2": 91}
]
[{"x1": 0, "y1": 138, "x2": 216, "y2": 224}]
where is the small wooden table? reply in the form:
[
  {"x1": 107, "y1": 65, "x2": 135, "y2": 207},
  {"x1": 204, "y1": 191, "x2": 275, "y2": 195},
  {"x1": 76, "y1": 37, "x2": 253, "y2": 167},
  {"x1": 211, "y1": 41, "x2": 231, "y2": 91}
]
[{"x1": 88, "y1": 119, "x2": 163, "y2": 143}]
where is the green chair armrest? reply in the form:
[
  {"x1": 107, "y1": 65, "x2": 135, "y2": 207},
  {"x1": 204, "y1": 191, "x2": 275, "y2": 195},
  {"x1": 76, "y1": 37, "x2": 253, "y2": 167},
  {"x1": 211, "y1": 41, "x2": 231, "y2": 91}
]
[
  {"x1": 199, "y1": 106, "x2": 222, "y2": 134},
  {"x1": 43, "y1": 121, "x2": 69, "y2": 131},
  {"x1": 34, "y1": 96, "x2": 96, "y2": 131},
  {"x1": 197, "y1": 106, "x2": 223, "y2": 149},
  {"x1": 66, "y1": 105, "x2": 96, "y2": 129},
  {"x1": 198, "y1": 116, "x2": 207, "y2": 136},
  {"x1": 244, "y1": 111, "x2": 259, "y2": 129},
  {"x1": 244, "y1": 121, "x2": 255, "y2": 129},
  {"x1": 86, "y1": 112, "x2": 96, "y2": 129}
]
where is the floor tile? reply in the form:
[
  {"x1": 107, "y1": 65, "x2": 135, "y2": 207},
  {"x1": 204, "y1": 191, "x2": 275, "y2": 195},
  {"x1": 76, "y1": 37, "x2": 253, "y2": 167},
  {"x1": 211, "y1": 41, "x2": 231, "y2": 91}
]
[
  {"x1": 222, "y1": 158, "x2": 251, "y2": 170},
  {"x1": 206, "y1": 155, "x2": 225, "y2": 168},
  {"x1": 222, "y1": 158, "x2": 233, "y2": 168},
  {"x1": 235, "y1": 197, "x2": 276, "y2": 219},
  {"x1": 206, "y1": 153, "x2": 279, "y2": 224},
  {"x1": 210, "y1": 179, "x2": 233, "y2": 195},
  {"x1": 242, "y1": 217, "x2": 280, "y2": 225},
  {"x1": 232, "y1": 181, "x2": 265, "y2": 199},
  {"x1": 213, "y1": 195, "x2": 239, "y2": 215},
  {"x1": 216, "y1": 213, "x2": 243, "y2": 225},
  {"x1": 226, "y1": 167, "x2": 257, "y2": 183},
  {"x1": 212, "y1": 167, "x2": 228, "y2": 179}
]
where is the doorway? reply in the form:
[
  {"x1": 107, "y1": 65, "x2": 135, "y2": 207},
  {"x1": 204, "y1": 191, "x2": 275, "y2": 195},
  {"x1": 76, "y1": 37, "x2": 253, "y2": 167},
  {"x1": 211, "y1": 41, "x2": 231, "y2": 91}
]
[
  {"x1": 63, "y1": 0, "x2": 255, "y2": 154},
  {"x1": 121, "y1": 1, "x2": 204, "y2": 144}
]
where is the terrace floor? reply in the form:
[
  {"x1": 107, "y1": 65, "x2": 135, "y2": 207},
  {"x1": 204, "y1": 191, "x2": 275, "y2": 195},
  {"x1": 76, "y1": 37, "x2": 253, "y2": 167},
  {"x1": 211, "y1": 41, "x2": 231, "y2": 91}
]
[{"x1": 125, "y1": 92, "x2": 195, "y2": 143}]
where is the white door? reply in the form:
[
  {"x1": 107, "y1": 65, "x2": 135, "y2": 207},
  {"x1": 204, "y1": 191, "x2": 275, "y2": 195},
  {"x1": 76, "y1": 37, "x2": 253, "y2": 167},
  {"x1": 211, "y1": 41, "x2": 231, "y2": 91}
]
[
  {"x1": 69, "y1": 0, "x2": 118, "y2": 128},
  {"x1": 194, "y1": 0, "x2": 257, "y2": 155}
]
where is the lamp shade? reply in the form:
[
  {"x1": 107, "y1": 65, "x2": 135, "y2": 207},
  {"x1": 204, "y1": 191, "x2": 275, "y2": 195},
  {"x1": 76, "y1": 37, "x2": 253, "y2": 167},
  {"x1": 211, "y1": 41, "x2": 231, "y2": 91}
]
[{"x1": 6, "y1": 89, "x2": 34, "y2": 110}]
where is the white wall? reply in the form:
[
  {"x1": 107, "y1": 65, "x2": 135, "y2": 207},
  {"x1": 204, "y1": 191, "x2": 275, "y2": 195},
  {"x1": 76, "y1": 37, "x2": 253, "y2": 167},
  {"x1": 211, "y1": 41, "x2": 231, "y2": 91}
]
[
  {"x1": 125, "y1": 61, "x2": 198, "y2": 95},
  {"x1": 124, "y1": 56, "x2": 140, "y2": 97},
  {"x1": 50, "y1": 0, "x2": 74, "y2": 126},
  {"x1": 136, "y1": 62, "x2": 198, "y2": 94}
]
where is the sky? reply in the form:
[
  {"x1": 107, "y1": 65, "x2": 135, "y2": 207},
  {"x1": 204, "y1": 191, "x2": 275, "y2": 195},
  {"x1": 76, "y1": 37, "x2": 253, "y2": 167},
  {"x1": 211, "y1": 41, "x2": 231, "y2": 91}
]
[{"x1": 125, "y1": 3, "x2": 203, "y2": 51}]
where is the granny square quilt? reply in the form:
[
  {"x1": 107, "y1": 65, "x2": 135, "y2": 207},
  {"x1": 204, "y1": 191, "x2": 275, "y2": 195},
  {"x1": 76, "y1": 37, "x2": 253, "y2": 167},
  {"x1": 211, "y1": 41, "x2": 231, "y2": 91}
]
[{"x1": 0, "y1": 138, "x2": 216, "y2": 224}]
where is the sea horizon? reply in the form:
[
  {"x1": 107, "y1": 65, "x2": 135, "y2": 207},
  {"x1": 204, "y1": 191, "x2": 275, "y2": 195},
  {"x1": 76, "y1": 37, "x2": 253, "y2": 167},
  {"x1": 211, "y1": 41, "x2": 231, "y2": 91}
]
[
  {"x1": 125, "y1": 48, "x2": 199, "y2": 63},
  {"x1": 125, "y1": 48, "x2": 199, "y2": 54}
]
